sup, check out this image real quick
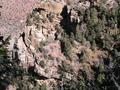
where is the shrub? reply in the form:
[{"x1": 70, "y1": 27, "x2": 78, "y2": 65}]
[
  {"x1": 39, "y1": 61, "x2": 45, "y2": 68},
  {"x1": 97, "y1": 73, "x2": 105, "y2": 84},
  {"x1": 61, "y1": 34, "x2": 72, "y2": 57},
  {"x1": 0, "y1": 47, "x2": 6, "y2": 55},
  {"x1": 40, "y1": 83, "x2": 47, "y2": 90},
  {"x1": 60, "y1": 61, "x2": 73, "y2": 74},
  {"x1": 75, "y1": 25, "x2": 84, "y2": 43},
  {"x1": 26, "y1": 14, "x2": 33, "y2": 26},
  {"x1": 78, "y1": 76, "x2": 86, "y2": 90},
  {"x1": 77, "y1": 49, "x2": 87, "y2": 62},
  {"x1": 90, "y1": 7, "x2": 98, "y2": 26}
]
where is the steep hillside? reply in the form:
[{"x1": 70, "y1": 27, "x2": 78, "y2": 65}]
[{"x1": 0, "y1": 0, "x2": 120, "y2": 90}]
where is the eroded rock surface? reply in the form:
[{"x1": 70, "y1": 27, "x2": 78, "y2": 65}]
[{"x1": 0, "y1": 0, "x2": 119, "y2": 90}]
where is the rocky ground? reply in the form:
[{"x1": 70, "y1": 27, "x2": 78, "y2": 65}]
[{"x1": 0, "y1": 0, "x2": 120, "y2": 90}]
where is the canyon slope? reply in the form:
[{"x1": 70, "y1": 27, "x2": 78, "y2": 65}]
[{"x1": 0, "y1": 0, "x2": 120, "y2": 90}]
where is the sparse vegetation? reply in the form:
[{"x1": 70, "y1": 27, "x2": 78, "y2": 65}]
[
  {"x1": 39, "y1": 60, "x2": 45, "y2": 68},
  {"x1": 58, "y1": 0, "x2": 120, "y2": 89},
  {"x1": 1, "y1": 0, "x2": 120, "y2": 90},
  {"x1": 60, "y1": 33, "x2": 73, "y2": 57}
]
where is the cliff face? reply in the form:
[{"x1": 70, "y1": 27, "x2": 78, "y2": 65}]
[{"x1": 0, "y1": 0, "x2": 120, "y2": 90}]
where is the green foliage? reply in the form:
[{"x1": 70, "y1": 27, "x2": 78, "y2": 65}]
[
  {"x1": 75, "y1": 31, "x2": 83, "y2": 43},
  {"x1": 91, "y1": 40, "x2": 97, "y2": 50},
  {"x1": 26, "y1": 14, "x2": 33, "y2": 26},
  {"x1": 62, "y1": 79, "x2": 78, "y2": 90},
  {"x1": 0, "y1": 36, "x2": 11, "y2": 64},
  {"x1": 39, "y1": 60, "x2": 45, "y2": 68},
  {"x1": 90, "y1": 7, "x2": 98, "y2": 26},
  {"x1": 0, "y1": 47, "x2": 6, "y2": 55},
  {"x1": 97, "y1": 73, "x2": 105, "y2": 84},
  {"x1": 40, "y1": 83, "x2": 47, "y2": 90},
  {"x1": 78, "y1": 76, "x2": 86, "y2": 90},
  {"x1": 1, "y1": 35, "x2": 11, "y2": 46},
  {"x1": 1, "y1": 1, "x2": 120, "y2": 90},
  {"x1": 60, "y1": 61, "x2": 73, "y2": 74},
  {"x1": 61, "y1": 33, "x2": 72, "y2": 57},
  {"x1": 0, "y1": 36, "x2": 47, "y2": 90},
  {"x1": 75, "y1": 24, "x2": 84, "y2": 43},
  {"x1": 99, "y1": 63, "x2": 104, "y2": 73}
]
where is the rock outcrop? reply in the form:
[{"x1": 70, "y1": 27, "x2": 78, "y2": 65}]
[{"x1": 1, "y1": 0, "x2": 120, "y2": 90}]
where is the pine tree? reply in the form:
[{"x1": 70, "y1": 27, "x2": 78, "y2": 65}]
[{"x1": 90, "y1": 7, "x2": 98, "y2": 26}]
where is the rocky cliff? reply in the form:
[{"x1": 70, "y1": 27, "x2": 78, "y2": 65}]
[{"x1": 0, "y1": 0, "x2": 120, "y2": 90}]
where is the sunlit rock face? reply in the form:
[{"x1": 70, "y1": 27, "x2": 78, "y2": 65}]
[
  {"x1": 5, "y1": 85, "x2": 16, "y2": 90},
  {"x1": 1, "y1": 0, "x2": 118, "y2": 90},
  {"x1": 3, "y1": 0, "x2": 66, "y2": 69}
]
